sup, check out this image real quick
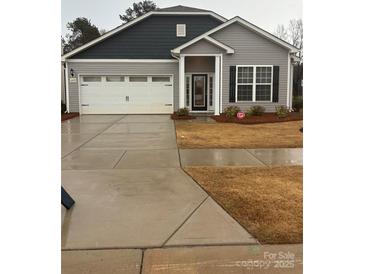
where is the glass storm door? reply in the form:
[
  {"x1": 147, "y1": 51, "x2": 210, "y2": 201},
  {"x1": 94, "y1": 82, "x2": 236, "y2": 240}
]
[{"x1": 192, "y1": 74, "x2": 207, "y2": 111}]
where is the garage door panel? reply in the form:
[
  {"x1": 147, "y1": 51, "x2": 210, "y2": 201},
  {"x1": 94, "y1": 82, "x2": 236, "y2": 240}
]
[{"x1": 80, "y1": 75, "x2": 173, "y2": 114}]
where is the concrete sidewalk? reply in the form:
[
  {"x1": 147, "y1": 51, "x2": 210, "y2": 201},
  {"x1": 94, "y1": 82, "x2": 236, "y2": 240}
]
[
  {"x1": 179, "y1": 148, "x2": 302, "y2": 167},
  {"x1": 62, "y1": 244, "x2": 303, "y2": 274}
]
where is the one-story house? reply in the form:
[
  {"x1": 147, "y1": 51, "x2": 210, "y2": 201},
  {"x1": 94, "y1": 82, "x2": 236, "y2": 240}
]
[{"x1": 61, "y1": 5, "x2": 299, "y2": 115}]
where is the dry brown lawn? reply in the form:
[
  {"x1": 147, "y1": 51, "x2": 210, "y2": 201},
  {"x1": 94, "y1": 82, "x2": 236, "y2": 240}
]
[
  {"x1": 184, "y1": 166, "x2": 303, "y2": 244},
  {"x1": 175, "y1": 120, "x2": 303, "y2": 149}
]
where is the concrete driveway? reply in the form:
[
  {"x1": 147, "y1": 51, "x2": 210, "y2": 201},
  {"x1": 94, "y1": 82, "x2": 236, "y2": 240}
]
[{"x1": 62, "y1": 115, "x2": 256, "y2": 250}]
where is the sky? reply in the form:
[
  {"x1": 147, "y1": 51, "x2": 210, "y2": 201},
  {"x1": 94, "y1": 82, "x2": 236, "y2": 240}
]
[{"x1": 61, "y1": 0, "x2": 302, "y2": 37}]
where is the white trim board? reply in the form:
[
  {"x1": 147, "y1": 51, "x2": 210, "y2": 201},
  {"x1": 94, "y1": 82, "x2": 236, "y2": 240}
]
[
  {"x1": 66, "y1": 59, "x2": 178, "y2": 63},
  {"x1": 61, "y1": 11, "x2": 227, "y2": 60},
  {"x1": 180, "y1": 53, "x2": 222, "y2": 57},
  {"x1": 287, "y1": 53, "x2": 291, "y2": 107},
  {"x1": 172, "y1": 16, "x2": 299, "y2": 54},
  {"x1": 178, "y1": 36, "x2": 234, "y2": 54}
]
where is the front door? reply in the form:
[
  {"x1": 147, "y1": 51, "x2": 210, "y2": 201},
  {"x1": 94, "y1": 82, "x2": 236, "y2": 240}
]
[{"x1": 192, "y1": 74, "x2": 207, "y2": 111}]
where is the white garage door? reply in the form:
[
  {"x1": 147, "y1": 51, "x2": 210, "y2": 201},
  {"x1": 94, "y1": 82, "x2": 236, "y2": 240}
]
[{"x1": 80, "y1": 75, "x2": 173, "y2": 114}]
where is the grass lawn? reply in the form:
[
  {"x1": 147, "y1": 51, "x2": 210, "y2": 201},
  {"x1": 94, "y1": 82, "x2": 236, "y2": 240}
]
[
  {"x1": 175, "y1": 120, "x2": 303, "y2": 149},
  {"x1": 184, "y1": 166, "x2": 303, "y2": 244}
]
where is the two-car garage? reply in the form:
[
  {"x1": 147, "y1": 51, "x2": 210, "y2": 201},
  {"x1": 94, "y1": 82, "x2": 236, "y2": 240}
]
[{"x1": 79, "y1": 75, "x2": 174, "y2": 114}]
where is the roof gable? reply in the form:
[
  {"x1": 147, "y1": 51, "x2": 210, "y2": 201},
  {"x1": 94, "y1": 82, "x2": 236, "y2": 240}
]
[
  {"x1": 67, "y1": 15, "x2": 223, "y2": 60},
  {"x1": 172, "y1": 16, "x2": 299, "y2": 54},
  {"x1": 62, "y1": 10, "x2": 226, "y2": 60}
]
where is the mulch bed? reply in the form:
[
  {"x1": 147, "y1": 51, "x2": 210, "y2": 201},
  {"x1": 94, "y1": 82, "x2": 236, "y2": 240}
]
[
  {"x1": 170, "y1": 113, "x2": 196, "y2": 120},
  {"x1": 61, "y1": 113, "x2": 79, "y2": 122},
  {"x1": 211, "y1": 112, "x2": 302, "y2": 124}
]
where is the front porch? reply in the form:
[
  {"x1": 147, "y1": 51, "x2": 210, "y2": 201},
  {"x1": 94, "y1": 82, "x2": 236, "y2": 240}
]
[{"x1": 178, "y1": 54, "x2": 222, "y2": 115}]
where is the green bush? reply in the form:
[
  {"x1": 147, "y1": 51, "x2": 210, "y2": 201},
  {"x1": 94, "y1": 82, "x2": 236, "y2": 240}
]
[
  {"x1": 275, "y1": 105, "x2": 289, "y2": 118},
  {"x1": 247, "y1": 105, "x2": 265, "y2": 116},
  {"x1": 61, "y1": 101, "x2": 67, "y2": 113},
  {"x1": 223, "y1": 106, "x2": 241, "y2": 118},
  {"x1": 176, "y1": 107, "x2": 189, "y2": 116},
  {"x1": 245, "y1": 110, "x2": 253, "y2": 117},
  {"x1": 292, "y1": 96, "x2": 303, "y2": 112}
]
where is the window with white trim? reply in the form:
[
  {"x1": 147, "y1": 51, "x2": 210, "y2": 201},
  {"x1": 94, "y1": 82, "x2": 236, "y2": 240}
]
[
  {"x1": 83, "y1": 76, "x2": 102, "y2": 82},
  {"x1": 185, "y1": 75, "x2": 190, "y2": 107},
  {"x1": 129, "y1": 76, "x2": 148, "y2": 82},
  {"x1": 106, "y1": 76, "x2": 125, "y2": 82},
  {"x1": 236, "y1": 65, "x2": 273, "y2": 102},
  {"x1": 255, "y1": 67, "x2": 272, "y2": 101},
  {"x1": 176, "y1": 24, "x2": 186, "y2": 37},
  {"x1": 209, "y1": 76, "x2": 213, "y2": 106},
  {"x1": 152, "y1": 76, "x2": 170, "y2": 82}
]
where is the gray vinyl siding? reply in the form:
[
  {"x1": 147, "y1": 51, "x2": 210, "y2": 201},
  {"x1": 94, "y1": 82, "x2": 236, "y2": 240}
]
[
  {"x1": 70, "y1": 15, "x2": 222, "y2": 59},
  {"x1": 181, "y1": 39, "x2": 225, "y2": 55},
  {"x1": 211, "y1": 23, "x2": 289, "y2": 112},
  {"x1": 67, "y1": 62, "x2": 179, "y2": 112}
]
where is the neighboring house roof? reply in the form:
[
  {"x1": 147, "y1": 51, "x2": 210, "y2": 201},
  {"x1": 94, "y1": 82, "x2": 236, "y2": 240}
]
[
  {"x1": 172, "y1": 16, "x2": 299, "y2": 54},
  {"x1": 158, "y1": 5, "x2": 211, "y2": 12},
  {"x1": 62, "y1": 7, "x2": 226, "y2": 60}
]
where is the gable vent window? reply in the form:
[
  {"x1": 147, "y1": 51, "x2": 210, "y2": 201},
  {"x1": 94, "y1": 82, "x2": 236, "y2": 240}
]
[{"x1": 176, "y1": 24, "x2": 186, "y2": 37}]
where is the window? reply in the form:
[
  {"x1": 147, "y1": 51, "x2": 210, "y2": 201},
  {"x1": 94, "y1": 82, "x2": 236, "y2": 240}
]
[
  {"x1": 209, "y1": 76, "x2": 213, "y2": 106},
  {"x1": 236, "y1": 66, "x2": 272, "y2": 102},
  {"x1": 237, "y1": 85, "x2": 253, "y2": 101},
  {"x1": 129, "y1": 76, "x2": 148, "y2": 82},
  {"x1": 255, "y1": 67, "x2": 272, "y2": 101},
  {"x1": 152, "y1": 76, "x2": 170, "y2": 82},
  {"x1": 176, "y1": 24, "x2": 186, "y2": 37},
  {"x1": 83, "y1": 76, "x2": 101, "y2": 82},
  {"x1": 106, "y1": 76, "x2": 124, "y2": 82},
  {"x1": 236, "y1": 67, "x2": 253, "y2": 101},
  {"x1": 185, "y1": 76, "x2": 190, "y2": 106}
]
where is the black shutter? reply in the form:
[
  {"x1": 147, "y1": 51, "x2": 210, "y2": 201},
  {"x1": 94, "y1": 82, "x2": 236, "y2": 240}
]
[
  {"x1": 229, "y1": 66, "x2": 236, "y2": 102},
  {"x1": 273, "y1": 66, "x2": 280, "y2": 102}
]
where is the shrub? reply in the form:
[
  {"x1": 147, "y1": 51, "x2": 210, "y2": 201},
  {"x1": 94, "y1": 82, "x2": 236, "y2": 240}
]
[
  {"x1": 176, "y1": 107, "x2": 189, "y2": 116},
  {"x1": 246, "y1": 110, "x2": 253, "y2": 117},
  {"x1": 61, "y1": 101, "x2": 67, "y2": 113},
  {"x1": 223, "y1": 106, "x2": 241, "y2": 118},
  {"x1": 247, "y1": 105, "x2": 265, "y2": 116},
  {"x1": 292, "y1": 96, "x2": 303, "y2": 112},
  {"x1": 275, "y1": 105, "x2": 289, "y2": 118}
]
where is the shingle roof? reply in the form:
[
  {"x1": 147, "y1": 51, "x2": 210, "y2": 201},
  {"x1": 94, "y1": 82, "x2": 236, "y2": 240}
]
[{"x1": 158, "y1": 5, "x2": 211, "y2": 13}]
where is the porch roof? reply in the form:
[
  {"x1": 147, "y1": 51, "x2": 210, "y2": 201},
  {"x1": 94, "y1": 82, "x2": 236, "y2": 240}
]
[{"x1": 171, "y1": 36, "x2": 234, "y2": 55}]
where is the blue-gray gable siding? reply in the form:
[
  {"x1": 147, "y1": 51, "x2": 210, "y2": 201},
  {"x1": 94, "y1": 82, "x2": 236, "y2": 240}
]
[{"x1": 71, "y1": 15, "x2": 222, "y2": 59}]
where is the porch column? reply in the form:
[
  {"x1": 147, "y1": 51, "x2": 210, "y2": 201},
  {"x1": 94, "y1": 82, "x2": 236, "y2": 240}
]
[
  {"x1": 179, "y1": 56, "x2": 185, "y2": 109},
  {"x1": 289, "y1": 63, "x2": 294, "y2": 110},
  {"x1": 65, "y1": 61, "x2": 70, "y2": 113},
  {"x1": 214, "y1": 56, "x2": 220, "y2": 115}
]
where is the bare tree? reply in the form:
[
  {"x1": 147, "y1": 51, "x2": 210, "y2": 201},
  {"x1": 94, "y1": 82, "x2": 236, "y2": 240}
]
[
  {"x1": 273, "y1": 24, "x2": 288, "y2": 42},
  {"x1": 288, "y1": 19, "x2": 303, "y2": 61},
  {"x1": 273, "y1": 19, "x2": 303, "y2": 63}
]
